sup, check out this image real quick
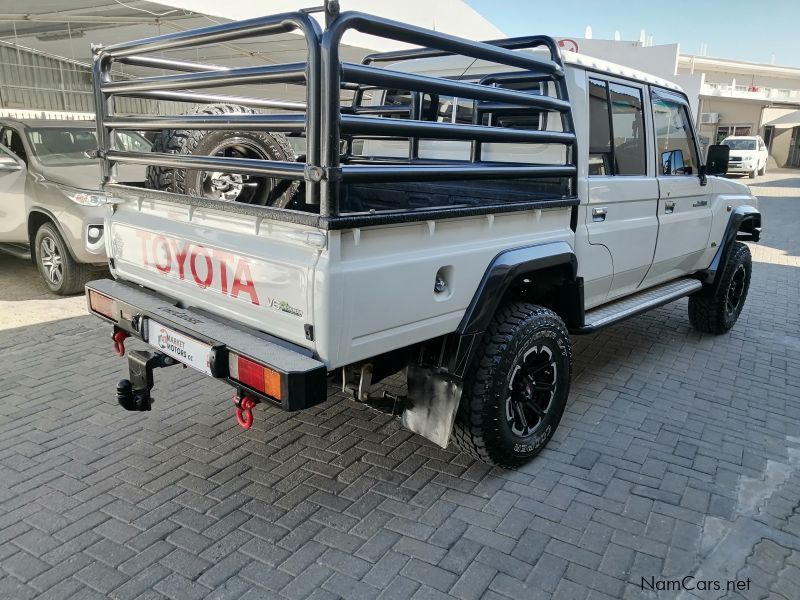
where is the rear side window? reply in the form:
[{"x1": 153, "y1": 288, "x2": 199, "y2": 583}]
[
  {"x1": 609, "y1": 83, "x2": 646, "y2": 175},
  {"x1": 588, "y1": 78, "x2": 646, "y2": 176}
]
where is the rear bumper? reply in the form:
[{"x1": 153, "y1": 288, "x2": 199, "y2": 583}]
[{"x1": 85, "y1": 278, "x2": 328, "y2": 411}]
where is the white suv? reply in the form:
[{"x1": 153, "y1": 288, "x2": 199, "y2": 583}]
[{"x1": 722, "y1": 135, "x2": 768, "y2": 178}]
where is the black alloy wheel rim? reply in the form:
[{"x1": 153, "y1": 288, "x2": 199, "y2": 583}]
[
  {"x1": 726, "y1": 264, "x2": 747, "y2": 315},
  {"x1": 506, "y1": 345, "x2": 558, "y2": 437},
  {"x1": 201, "y1": 140, "x2": 271, "y2": 203}
]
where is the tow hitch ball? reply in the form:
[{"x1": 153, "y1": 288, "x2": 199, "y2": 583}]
[
  {"x1": 117, "y1": 350, "x2": 177, "y2": 411},
  {"x1": 233, "y1": 394, "x2": 258, "y2": 429}
]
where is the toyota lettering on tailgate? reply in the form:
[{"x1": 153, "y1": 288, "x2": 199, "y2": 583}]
[{"x1": 135, "y1": 229, "x2": 260, "y2": 305}]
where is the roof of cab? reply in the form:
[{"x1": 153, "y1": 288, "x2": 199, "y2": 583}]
[
  {"x1": 561, "y1": 50, "x2": 683, "y2": 92},
  {"x1": 381, "y1": 45, "x2": 684, "y2": 94}
]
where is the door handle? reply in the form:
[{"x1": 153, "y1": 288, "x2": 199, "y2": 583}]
[
  {"x1": 665, "y1": 201, "x2": 676, "y2": 214},
  {"x1": 592, "y1": 207, "x2": 607, "y2": 221}
]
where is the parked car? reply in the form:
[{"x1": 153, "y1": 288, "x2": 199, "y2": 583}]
[
  {"x1": 0, "y1": 119, "x2": 149, "y2": 294},
  {"x1": 85, "y1": 9, "x2": 759, "y2": 467},
  {"x1": 721, "y1": 135, "x2": 769, "y2": 178}
]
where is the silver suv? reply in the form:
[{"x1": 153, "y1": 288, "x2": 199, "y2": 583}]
[{"x1": 0, "y1": 119, "x2": 149, "y2": 294}]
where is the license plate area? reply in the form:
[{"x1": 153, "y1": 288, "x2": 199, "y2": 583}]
[{"x1": 146, "y1": 319, "x2": 215, "y2": 375}]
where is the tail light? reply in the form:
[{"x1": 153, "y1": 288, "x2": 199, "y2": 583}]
[
  {"x1": 88, "y1": 290, "x2": 116, "y2": 321},
  {"x1": 229, "y1": 352, "x2": 282, "y2": 400}
]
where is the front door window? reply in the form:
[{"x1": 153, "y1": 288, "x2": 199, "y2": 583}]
[{"x1": 652, "y1": 96, "x2": 699, "y2": 176}]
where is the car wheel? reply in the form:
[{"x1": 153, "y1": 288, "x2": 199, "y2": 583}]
[
  {"x1": 34, "y1": 223, "x2": 91, "y2": 295},
  {"x1": 452, "y1": 302, "x2": 572, "y2": 468},
  {"x1": 146, "y1": 103, "x2": 300, "y2": 208},
  {"x1": 688, "y1": 242, "x2": 752, "y2": 334},
  {"x1": 749, "y1": 167, "x2": 757, "y2": 179},
  {"x1": 758, "y1": 162, "x2": 766, "y2": 176}
]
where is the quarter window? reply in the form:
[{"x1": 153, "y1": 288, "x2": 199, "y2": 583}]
[
  {"x1": 652, "y1": 95, "x2": 699, "y2": 176},
  {"x1": 588, "y1": 79, "x2": 646, "y2": 176}
]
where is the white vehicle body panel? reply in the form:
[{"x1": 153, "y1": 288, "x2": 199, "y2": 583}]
[
  {"x1": 107, "y1": 195, "x2": 322, "y2": 351},
  {"x1": 102, "y1": 53, "x2": 759, "y2": 372}
]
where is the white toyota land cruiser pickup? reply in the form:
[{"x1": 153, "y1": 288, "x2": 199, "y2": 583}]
[{"x1": 85, "y1": 6, "x2": 760, "y2": 467}]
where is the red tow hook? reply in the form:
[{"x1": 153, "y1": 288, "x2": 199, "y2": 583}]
[
  {"x1": 233, "y1": 394, "x2": 258, "y2": 430},
  {"x1": 112, "y1": 330, "x2": 130, "y2": 356}
]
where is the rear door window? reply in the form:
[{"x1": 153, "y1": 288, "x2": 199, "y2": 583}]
[{"x1": 588, "y1": 78, "x2": 646, "y2": 176}]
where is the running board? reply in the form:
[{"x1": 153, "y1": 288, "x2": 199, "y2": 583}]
[
  {"x1": 0, "y1": 243, "x2": 32, "y2": 260},
  {"x1": 575, "y1": 277, "x2": 703, "y2": 334}
]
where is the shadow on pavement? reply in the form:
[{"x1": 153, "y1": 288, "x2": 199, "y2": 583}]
[{"x1": 0, "y1": 255, "x2": 93, "y2": 330}]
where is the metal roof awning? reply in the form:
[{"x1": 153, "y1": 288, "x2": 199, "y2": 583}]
[{"x1": 764, "y1": 110, "x2": 800, "y2": 128}]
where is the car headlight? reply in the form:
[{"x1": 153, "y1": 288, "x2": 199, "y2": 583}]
[{"x1": 60, "y1": 187, "x2": 108, "y2": 206}]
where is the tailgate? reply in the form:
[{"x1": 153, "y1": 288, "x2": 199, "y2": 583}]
[{"x1": 106, "y1": 191, "x2": 324, "y2": 350}]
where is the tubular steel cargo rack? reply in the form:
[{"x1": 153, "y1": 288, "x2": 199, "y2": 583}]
[{"x1": 92, "y1": 2, "x2": 578, "y2": 229}]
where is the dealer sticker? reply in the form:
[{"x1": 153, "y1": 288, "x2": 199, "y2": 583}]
[{"x1": 147, "y1": 319, "x2": 213, "y2": 375}]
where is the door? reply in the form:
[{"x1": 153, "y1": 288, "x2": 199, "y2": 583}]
[
  {"x1": 0, "y1": 144, "x2": 27, "y2": 242},
  {"x1": 585, "y1": 77, "x2": 659, "y2": 302},
  {"x1": 644, "y1": 90, "x2": 713, "y2": 285}
]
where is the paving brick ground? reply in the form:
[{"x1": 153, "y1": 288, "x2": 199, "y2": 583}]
[{"x1": 0, "y1": 170, "x2": 798, "y2": 600}]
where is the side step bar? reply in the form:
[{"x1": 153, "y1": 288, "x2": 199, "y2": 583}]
[
  {"x1": 574, "y1": 277, "x2": 703, "y2": 334},
  {"x1": 0, "y1": 243, "x2": 32, "y2": 260}
]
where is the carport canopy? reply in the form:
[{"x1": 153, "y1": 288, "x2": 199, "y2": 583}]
[
  {"x1": 0, "y1": 0, "x2": 505, "y2": 75},
  {"x1": 764, "y1": 110, "x2": 800, "y2": 128}
]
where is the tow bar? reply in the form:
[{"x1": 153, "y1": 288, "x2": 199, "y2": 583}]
[
  {"x1": 117, "y1": 350, "x2": 177, "y2": 411},
  {"x1": 233, "y1": 394, "x2": 258, "y2": 429}
]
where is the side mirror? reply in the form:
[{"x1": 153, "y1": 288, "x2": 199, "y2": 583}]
[
  {"x1": 660, "y1": 149, "x2": 685, "y2": 175},
  {"x1": 0, "y1": 156, "x2": 22, "y2": 173},
  {"x1": 706, "y1": 144, "x2": 730, "y2": 176}
]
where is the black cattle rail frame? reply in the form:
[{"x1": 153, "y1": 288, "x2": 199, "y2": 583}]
[{"x1": 92, "y1": 2, "x2": 578, "y2": 229}]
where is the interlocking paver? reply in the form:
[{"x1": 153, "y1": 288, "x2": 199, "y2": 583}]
[{"x1": 0, "y1": 168, "x2": 799, "y2": 598}]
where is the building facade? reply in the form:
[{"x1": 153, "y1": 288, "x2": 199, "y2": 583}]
[{"x1": 679, "y1": 55, "x2": 800, "y2": 168}]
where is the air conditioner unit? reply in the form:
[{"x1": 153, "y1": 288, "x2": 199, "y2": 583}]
[{"x1": 701, "y1": 112, "x2": 720, "y2": 124}]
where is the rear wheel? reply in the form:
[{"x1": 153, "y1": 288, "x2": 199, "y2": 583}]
[
  {"x1": 688, "y1": 241, "x2": 752, "y2": 334},
  {"x1": 34, "y1": 223, "x2": 91, "y2": 295},
  {"x1": 146, "y1": 104, "x2": 300, "y2": 207},
  {"x1": 453, "y1": 303, "x2": 572, "y2": 468}
]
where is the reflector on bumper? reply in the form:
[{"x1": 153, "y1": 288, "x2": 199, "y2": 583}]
[{"x1": 229, "y1": 352, "x2": 282, "y2": 400}]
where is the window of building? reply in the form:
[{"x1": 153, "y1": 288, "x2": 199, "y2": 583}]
[
  {"x1": 715, "y1": 125, "x2": 752, "y2": 144},
  {"x1": 588, "y1": 79, "x2": 646, "y2": 176},
  {"x1": 652, "y1": 94, "x2": 699, "y2": 176}
]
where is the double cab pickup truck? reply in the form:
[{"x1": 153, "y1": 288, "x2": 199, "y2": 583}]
[{"x1": 85, "y1": 5, "x2": 760, "y2": 467}]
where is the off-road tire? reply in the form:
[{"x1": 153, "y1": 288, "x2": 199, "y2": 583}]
[
  {"x1": 453, "y1": 303, "x2": 573, "y2": 468},
  {"x1": 688, "y1": 241, "x2": 752, "y2": 334},
  {"x1": 34, "y1": 223, "x2": 91, "y2": 295},
  {"x1": 146, "y1": 104, "x2": 299, "y2": 207}
]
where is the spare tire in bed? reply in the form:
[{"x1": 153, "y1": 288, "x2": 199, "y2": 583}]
[{"x1": 146, "y1": 103, "x2": 300, "y2": 207}]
